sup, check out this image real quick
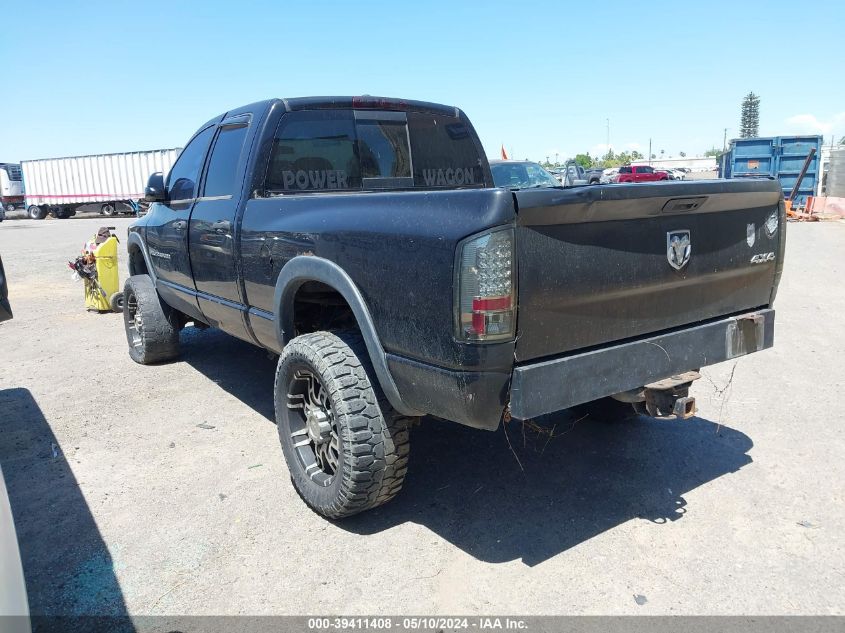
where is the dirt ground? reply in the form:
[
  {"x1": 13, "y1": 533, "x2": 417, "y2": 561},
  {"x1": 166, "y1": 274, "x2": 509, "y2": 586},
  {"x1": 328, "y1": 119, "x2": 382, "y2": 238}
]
[{"x1": 0, "y1": 215, "x2": 843, "y2": 616}]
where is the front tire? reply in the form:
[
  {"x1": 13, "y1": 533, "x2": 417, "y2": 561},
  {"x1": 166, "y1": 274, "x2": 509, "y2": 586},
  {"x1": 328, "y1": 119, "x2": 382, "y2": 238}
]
[
  {"x1": 275, "y1": 331, "x2": 411, "y2": 519},
  {"x1": 122, "y1": 275, "x2": 180, "y2": 364}
]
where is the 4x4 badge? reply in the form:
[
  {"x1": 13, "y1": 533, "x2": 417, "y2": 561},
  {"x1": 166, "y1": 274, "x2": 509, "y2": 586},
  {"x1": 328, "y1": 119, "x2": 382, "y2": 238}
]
[{"x1": 667, "y1": 230, "x2": 691, "y2": 270}]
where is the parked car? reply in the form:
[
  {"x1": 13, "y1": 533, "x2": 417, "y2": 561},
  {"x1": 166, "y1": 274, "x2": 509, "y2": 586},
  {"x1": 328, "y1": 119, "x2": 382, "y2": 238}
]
[
  {"x1": 660, "y1": 167, "x2": 686, "y2": 180},
  {"x1": 600, "y1": 167, "x2": 619, "y2": 183},
  {"x1": 123, "y1": 95, "x2": 785, "y2": 519},
  {"x1": 0, "y1": 256, "x2": 11, "y2": 322},
  {"x1": 0, "y1": 263, "x2": 24, "y2": 624},
  {"x1": 0, "y1": 465, "x2": 29, "y2": 627},
  {"x1": 613, "y1": 165, "x2": 670, "y2": 183},
  {"x1": 548, "y1": 162, "x2": 588, "y2": 186},
  {"x1": 490, "y1": 160, "x2": 561, "y2": 189},
  {"x1": 584, "y1": 168, "x2": 604, "y2": 184}
]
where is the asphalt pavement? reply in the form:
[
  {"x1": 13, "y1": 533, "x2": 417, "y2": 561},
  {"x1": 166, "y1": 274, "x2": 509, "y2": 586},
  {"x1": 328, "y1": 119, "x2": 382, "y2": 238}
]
[{"x1": 0, "y1": 215, "x2": 842, "y2": 616}]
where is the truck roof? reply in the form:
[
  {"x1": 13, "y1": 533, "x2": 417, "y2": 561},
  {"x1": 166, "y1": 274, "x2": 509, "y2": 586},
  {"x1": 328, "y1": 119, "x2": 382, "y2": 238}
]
[
  {"x1": 281, "y1": 96, "x2": 459, "y2": 117},
  {"x1": 216, "y1": 96, "x2": 461, "y2": 120}
]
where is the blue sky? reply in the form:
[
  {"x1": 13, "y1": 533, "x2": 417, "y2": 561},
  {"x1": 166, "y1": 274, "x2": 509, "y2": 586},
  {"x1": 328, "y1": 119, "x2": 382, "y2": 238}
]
[{"x1": 2, "y1": 0, "x2": 843, "y2": 162}]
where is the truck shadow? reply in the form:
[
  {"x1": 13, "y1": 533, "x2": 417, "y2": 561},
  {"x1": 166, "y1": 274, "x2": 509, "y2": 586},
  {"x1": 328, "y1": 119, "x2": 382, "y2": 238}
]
[
  {"x1": 179, "y1": 330, "x2": 753, "y2": 567},
  {"x1": 0, "y1": 388, "x2": 134, "y2": 629},
  {"x1": 180, "y1": 326, "x2": 278, "y2": 421},
  {"x1": 347, "y1": 413, "x2": 753, "y2": 566}
]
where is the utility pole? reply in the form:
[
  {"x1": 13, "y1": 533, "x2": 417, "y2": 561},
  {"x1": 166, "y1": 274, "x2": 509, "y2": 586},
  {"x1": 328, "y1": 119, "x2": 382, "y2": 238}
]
[
  {"x1": 723, "y1": 128, "x2": 728, "y2": 151},
  {"x1": 648, "y1": 138, "x2": 652, "y2": 166},
  {"x1": 555, "y1": 152, "x2": 559, "y2": 166}
]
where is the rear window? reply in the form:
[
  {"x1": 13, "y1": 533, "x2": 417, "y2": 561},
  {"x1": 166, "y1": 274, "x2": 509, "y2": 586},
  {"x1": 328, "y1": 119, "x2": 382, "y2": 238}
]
[
  {"x1": 356, "y1": 112, "x2": 413, "y2": 189},
  {"x1": 264, "y1": 109, "x2": 486, "y2": 194},
  {"x1": 619, "y1": 166, "x2": 632, "y2": 173}
]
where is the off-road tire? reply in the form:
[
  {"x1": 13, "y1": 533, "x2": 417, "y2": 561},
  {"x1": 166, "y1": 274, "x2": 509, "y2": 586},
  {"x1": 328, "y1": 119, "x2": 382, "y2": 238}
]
[
  {"x1": 122, "y1": 275, "x2": 180, "y2": 364},
  {"x1": 275, "y1": 331, "x2": 411, "y2": 519}
]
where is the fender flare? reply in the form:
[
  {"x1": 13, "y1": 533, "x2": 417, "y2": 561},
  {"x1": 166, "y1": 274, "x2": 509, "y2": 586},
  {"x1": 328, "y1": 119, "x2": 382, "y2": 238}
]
[
  {"x1": 126, "y1": 232, "x2": 156, "y2": 281},
  {"x1": 274, "y1": 256, "x2": 422, "y2": 418}
]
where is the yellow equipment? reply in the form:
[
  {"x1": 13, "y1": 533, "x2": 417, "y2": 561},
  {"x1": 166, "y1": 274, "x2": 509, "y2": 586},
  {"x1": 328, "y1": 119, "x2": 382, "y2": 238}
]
[{"x1": 83, "y1": 232, "x2": 122, "y2": 312}]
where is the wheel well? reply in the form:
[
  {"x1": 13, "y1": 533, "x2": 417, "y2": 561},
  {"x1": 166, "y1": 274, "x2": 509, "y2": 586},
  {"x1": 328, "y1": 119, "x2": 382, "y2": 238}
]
[
  {"x1": 128, "y1": 244, "x2": 149, "y2": 276},
  {"x1": 291, "y1": 281, "x2": 357, "y2": 339}
]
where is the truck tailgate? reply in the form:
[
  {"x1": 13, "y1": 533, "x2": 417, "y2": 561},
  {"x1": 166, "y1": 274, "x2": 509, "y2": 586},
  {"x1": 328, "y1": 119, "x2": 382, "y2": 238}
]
[{"x1": 512, "y1": 179, "x2": 784, "y2": 362}]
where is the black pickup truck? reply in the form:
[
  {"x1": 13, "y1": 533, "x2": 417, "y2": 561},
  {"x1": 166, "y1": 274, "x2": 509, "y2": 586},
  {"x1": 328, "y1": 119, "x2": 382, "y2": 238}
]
[{"x1": 124, "y1": 96, "x2": 785, "y2": 519}]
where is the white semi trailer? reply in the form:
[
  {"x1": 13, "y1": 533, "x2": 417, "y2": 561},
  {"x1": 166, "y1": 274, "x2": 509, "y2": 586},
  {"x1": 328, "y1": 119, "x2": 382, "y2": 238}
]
[{"x1": 22, "y1": 148, "x2": 181, "y2": 219}]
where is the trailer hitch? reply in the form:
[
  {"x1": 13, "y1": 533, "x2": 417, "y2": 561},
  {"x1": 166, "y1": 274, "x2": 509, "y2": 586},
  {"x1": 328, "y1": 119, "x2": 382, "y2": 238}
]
[
  {"x1": 612, "y1": 370, "x2": 700, "y2": 419},
  {"x1": 643, "y1": 371, "x2": 699, "y2": 419}
]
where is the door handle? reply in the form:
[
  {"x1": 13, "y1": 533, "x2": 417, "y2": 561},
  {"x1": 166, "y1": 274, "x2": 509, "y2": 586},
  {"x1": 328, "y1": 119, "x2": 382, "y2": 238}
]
[{"x1": 211, "y1": 220, "x2": 232, "y2": 234}]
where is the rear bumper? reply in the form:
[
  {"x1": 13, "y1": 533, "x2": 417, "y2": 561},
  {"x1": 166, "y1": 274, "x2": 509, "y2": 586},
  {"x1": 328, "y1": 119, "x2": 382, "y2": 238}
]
[
  {"x1": 387, "y1": 309, "x2": 774, "y2": 430},
  {"x1": 509, "y1": 309, "x2": 774, "y2": 420}
]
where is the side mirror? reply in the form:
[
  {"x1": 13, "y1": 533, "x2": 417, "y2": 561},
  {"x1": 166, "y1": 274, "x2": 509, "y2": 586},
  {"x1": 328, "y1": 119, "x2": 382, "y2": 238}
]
[{"x1": 144, "y1": 172, "x2": 166, "y2": 202}]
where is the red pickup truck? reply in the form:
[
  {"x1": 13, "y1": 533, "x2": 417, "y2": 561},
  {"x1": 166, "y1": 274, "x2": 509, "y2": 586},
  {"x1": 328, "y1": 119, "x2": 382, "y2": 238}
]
[{"x1": 614, "y1": 165, "x2": 670, "y2": 183}]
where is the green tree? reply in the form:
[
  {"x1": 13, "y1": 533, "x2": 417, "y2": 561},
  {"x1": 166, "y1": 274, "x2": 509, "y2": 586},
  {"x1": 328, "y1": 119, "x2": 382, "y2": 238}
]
[
  {"x1": 740, "y1": 92, "x2": 760, "y2": 138},
  {"x1": 679, "y1": 151, "x2": 686, "y2": 157},
  {"x1": 573, "y1": 153, "x2": 593, "y2": 169},
  {"x1": 704, "y1": 148, "x2": 722, "y2": 158}
]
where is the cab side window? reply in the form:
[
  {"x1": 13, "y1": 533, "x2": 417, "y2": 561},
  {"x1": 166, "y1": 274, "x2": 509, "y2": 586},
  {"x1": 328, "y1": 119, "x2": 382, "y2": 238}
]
[
  {"x1": 203, "y1": 124, "x2": 249, "y2": 198},
  {"x1": 167, "y1": 126, "x2": 215, "y2": 202}
]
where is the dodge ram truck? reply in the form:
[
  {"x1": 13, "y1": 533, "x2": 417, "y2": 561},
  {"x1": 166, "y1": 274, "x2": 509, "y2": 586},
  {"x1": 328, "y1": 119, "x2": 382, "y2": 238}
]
[
  {"x1": 615, "y1": 164, "x2": 670, "y2": 183},
  {"x1": 123, "y1": 96, "x2": 785, "y2": 519}
]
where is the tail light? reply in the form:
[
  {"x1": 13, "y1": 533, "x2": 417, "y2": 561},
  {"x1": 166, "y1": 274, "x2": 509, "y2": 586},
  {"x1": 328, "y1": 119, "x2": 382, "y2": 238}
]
[{"x1": 455, "y1": 227, "x2": 515, "y2": 342}]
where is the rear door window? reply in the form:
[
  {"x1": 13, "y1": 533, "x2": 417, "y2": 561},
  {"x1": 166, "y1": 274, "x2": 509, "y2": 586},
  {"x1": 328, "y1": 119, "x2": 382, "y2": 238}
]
[
  {"x1": 266, "y1": 110, "x2": 360, "y2": 192},
  {"x1": 203, "y1": 123, "x2": 249, "y2": 198}
]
